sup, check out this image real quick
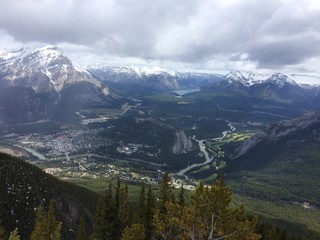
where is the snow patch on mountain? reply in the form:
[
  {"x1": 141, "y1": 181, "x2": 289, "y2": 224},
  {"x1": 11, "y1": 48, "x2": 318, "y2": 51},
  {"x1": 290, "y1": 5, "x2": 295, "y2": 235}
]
[
  {"x1": 225, "y1": 71, "x2": 271, "y2": 86},
  {"x1": 266, "y1": 73, "x2": 298, "y2": 87},
  {"x1": 87, "y1": 64, "x2": 171, "y2": 76},
  {"x1": 0, "y1": 46, "x2": 109, "y2": 95},
  {"x1": 223, "y1": 71, "x2": 303, "y2": 88},
  {"x1": 290, "y1": 74, "x2": 320, "y2": 85}
]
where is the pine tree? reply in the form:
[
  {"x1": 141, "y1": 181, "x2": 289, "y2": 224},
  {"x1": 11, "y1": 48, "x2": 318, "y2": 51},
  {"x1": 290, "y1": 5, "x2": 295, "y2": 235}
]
[
  {"x1": 91, "y1": 197, "x2": 106, "y2": 240},
  {"x1": 47, "y1": 200, "x2": 58, "y2": 239},
  {"x1": 153, "y1": 202, "x2": 182, "y2": 239},
  {"x1": 118, "y1": 182, "x2": 130, "y2": 234},
  {"x1": 154, "y1": 176, "x2": 261, "y2": 240},
  {"x1": 114, "y1": 177, "x2": 122, "y2": 239},
  {"x1": 178, "y1": 185, "x2": 185, "y2": 207},
  {"x1": 139, "y1": 183, "x2": 146, "y2": 223},
  {"x1": 105, "y1": 182, "x2": 117, "y2": 239},
  {"x1": 0, "y1": 219, "x2": 4, "y2": 240},
  {"x1": 31, "y1": 203, "x2": 61, "y2": 240},
  {"x1": 76, "y1": 216, "x2": 87, "y2": 240},
  {"x1": 159, "y1": 173, "x2": 172, "y2": 213},
  {"x1": 50, "y1": 222, "x2": 61, "y2": 240},
  {"x1": 145, "y1": 185, "x2": 155, "y2": 240},
  {"x1": 8, "y1": 228, "x2": 20, "y2": 240},
  {"x1": 31, "y1": 205, "x2": 47, "y2": 240},
  {"x1": 121, "y1": 224, "x2": 146, "y2": 240},
  {"x1": 115, "y1": 177, "x2": 121, "y2": 211}
]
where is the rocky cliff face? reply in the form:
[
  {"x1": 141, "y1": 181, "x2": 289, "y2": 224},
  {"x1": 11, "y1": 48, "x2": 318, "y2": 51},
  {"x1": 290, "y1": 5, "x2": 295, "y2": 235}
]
[
  {"x1": 172, "y1": 130, "x2": 193, "y2": 154},
  {"x1": 234, "y1": 110, "x2": 320, "y2": 158}
]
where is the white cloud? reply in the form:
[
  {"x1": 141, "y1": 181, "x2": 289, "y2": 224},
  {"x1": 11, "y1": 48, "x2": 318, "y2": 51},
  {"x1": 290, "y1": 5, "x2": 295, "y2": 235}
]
[{"x1": 0, "y1": 0, "x2": 319, "y2": 74}]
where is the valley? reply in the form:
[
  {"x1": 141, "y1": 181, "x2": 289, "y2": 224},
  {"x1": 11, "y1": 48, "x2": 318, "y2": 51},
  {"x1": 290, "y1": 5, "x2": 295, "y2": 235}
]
[
  {"x1": 1, "y1": 46, "x2": 320, "y2": 238},
  {"x1": 0, "y1": 88, "x2": 302, "y2": 188}
]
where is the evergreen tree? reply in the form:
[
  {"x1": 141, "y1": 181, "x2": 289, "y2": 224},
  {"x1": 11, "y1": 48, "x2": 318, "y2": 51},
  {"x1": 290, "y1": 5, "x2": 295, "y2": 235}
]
[
  {"x1": 50, "y1": 223, "x2": 61, "y2": 240},
  {"x1": 154, "y1": 176, "x2": 261, "y2": 240},
  {"x1": 139, "y1": 183, "x2": 146, "y2": 223},
  {"x1": 145, "y1": 185, "x2": 155, "y2": 240},
  {"x1": 153, "y1": 202, "x2": 183, "y2": 239},
  {"x1": 115, "y1": 177, "x2": 121, "y2": 211},
  {"x1": 47, "y1": 200, "x2": 58, "y2": 239},
  {"x1": 91, "y1": 197, "x2": 106, "y2": 240},
  {"x1": 31, "y1": 205, "x2": 47, "y2": 240},
  {"x1": 114, "y1": 177, "x2": 122, "y2": 239},
  {"x1": 31, "y1": 203, "x2": 61, "y2": 240},
  {"x1": 8, "y1": 228, "x2": 20, "y2": 240},
  {"x1": 105, "y1": 182, "x2": 117, "y2": 239},
  {"x1": 76, "y1": 216, "x2": 87, "y2": 240},
  {"x1": 159, "y1": 173, "x2": 172, "y2": 213},
  {"x1": 178, "y1": 185, "x2": 185, "y2": 207},
  {"x1": 0, "y1": 219, "x2": 4, "y2": 240},
  {"x1": 121, "y1": 224, "x2": 146, "y2": 240},
  {"x1": 118, "y1": 182, "x2": 130, "y2": 234}
]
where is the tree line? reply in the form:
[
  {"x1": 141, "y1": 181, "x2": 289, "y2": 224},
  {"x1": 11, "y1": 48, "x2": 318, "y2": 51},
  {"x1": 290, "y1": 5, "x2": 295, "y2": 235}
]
[{"x1": 1, "y1": 173, "x2": 316, "y2": 240}]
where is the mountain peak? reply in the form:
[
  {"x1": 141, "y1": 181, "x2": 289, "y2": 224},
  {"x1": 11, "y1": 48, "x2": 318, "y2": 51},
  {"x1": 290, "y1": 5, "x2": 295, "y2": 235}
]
[
  {"x1": 0, "y1": 46, "x2": 109, "y2": 95},
  {"x1": 224, "y1": 71, "x2": 270, "y2": 86},
  {"x1": 223, "y1": 71, "x2": 299, "y2": 87},
  {"x1": 266, "y1": 73, "x2": 298, "y2": 87}
]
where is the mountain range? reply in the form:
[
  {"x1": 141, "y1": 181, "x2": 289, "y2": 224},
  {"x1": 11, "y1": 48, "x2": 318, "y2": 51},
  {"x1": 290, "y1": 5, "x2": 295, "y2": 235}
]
[
  {"x1": 0, "y1": 46, "x2": 111, "y2": 123},
  {"x1": 1, "y1": 46, "x2": 320, "y2": 124},
  {"x1": 87, "y1": 65, "x2": 320, "y2": 90},
  {"x1": 88, "y1": 65, "x2": 320, "y2": 109}
]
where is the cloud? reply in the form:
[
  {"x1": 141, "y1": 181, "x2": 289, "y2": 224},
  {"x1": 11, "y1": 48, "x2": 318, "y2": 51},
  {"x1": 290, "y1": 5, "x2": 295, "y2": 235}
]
[{"x1": 0, "y1": 0, "x2": 320, "y2": 72}]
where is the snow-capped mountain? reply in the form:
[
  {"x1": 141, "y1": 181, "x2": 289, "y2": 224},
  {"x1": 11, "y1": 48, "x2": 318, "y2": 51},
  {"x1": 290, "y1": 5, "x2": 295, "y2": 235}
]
[
  {"x1": 289, "y1": 74, "x2": 320, "y2": 86},
  {"x1": 203, "y1": 70, "x2": 320, "y2": 106},
  {"x1": 222, "y1": 71, "x2": 320, "y2": 88},
  {"x1": 265, "y1": 73, "x2": 298, "y2": 87},
  {"x1": 223, "y1": 71, "x2": 300, "y2": 87},
  {"x1": 87, "y1": 65, "x2": 179, "y2": 91},
  {"x1": 0, "y1": 46, "x2": 111, "y2": 123},
  {"x1": 88, "y1": 65, "x2": 320, "y2": 94},
  {"x1": 224, "y1": 71, "x2": 271, "y2": 86},
  {"x1": 0, "y1": 46, "x2": 109, "y2": 95},
  {"x1": 87, "y1": 65, "x2": 222, "y2": 92}
]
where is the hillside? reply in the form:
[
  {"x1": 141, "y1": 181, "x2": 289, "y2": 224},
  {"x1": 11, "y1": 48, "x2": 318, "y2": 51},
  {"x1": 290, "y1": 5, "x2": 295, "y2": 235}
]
[
  {"x1": 226, "y1": 110, "x2": 320, "y2": 207},
  {"x1": 0, "y1": 152, "x2": 98, "y2": 239}
]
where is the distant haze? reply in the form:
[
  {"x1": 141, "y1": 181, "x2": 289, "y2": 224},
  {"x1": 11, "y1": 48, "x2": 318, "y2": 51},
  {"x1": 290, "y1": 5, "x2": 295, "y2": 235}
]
[{"x1": 0, "y1": 0, "x2": 320, "y2": 78}]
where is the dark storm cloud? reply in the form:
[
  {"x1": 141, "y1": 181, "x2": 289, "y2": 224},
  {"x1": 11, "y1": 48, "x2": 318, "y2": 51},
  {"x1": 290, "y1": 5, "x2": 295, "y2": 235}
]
[
  {"x1": 0, "y1": 0, "x2": 319, "y2": 70},
  {"x1": 0, "y1": 0, "x2": 198, "y2": 51},
  {"x1": 245, "y1": 2, "x2": 320, "y2": 68},
  {"x1": 248, "y1": 34, "x2": 320, "y2": 68}
]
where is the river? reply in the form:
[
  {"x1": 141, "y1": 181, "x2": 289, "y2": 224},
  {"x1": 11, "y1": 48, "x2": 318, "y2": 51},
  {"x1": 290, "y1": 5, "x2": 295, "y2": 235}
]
[
  {"x1": 16, "y1": 145, "x2": 47, "y2": 160},
  {"x1": 176, "y1": 122, "x2": 235, "y2": 176}
]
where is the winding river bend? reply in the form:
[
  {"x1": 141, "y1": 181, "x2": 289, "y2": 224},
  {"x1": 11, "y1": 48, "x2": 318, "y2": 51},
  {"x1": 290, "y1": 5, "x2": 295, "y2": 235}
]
[{"x1": 176, "y1": 122, "x2": 235, "y2": 176}]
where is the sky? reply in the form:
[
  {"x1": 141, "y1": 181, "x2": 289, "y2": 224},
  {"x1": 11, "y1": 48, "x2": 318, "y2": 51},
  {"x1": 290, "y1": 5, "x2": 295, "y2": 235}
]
[{"x1": 0, "y1": 0, "x2": 320, "y2": 74}]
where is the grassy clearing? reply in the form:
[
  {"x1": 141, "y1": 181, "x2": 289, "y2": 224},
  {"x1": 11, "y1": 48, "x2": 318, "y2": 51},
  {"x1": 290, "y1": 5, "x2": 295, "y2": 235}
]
[{"x1": 233, "y1": 194, "x2": 320, "y2": 237}]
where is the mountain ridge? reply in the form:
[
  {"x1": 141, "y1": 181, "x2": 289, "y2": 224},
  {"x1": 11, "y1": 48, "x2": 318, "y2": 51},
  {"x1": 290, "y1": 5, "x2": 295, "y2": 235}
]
[
  {"x1": 0, "y1": 46, "x2": 112, "y2": 123},
  {"x1": 234, "y1": 110, "x2": 320, "y2": 158},
  {"x1": 0, "y1": 46, "x2": 109, "y2": 95},
  {"x1": 226, "y1": 110, "x2": 320, "y2": 208}
]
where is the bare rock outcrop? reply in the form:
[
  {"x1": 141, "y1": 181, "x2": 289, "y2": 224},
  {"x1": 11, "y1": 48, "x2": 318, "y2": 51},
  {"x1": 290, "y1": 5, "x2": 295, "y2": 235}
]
[{"x1": 172, "y1": 131, "x2": 193, "y2": 154}]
